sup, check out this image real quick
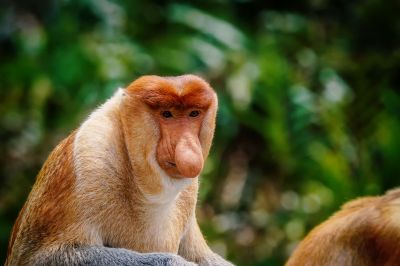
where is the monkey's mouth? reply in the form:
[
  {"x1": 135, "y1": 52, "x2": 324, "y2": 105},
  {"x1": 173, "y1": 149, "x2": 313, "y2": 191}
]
[
  {"x1": 166, "y1": 161, "x2": 177, "y2": 167},
  {"x1": 164, "y1": 161, "x2": 185, "y2": 179}
]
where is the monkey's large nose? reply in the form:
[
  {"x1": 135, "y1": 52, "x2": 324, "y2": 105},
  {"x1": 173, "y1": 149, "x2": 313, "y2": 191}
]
[{"x1": 174, "y1": 134, "x2": 203, "y2": 178}]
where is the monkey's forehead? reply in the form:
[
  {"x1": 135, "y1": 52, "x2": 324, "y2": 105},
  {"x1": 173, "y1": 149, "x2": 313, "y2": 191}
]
[
  {"x1": 128, "y1": 75, "x2": 213, "y2": 92},
  {"x1": 164, "y1": 74, "x2": 210, "y2": 86},
  {"x1": 125, "y1": 75, "x2": 216, "y2": 109}
]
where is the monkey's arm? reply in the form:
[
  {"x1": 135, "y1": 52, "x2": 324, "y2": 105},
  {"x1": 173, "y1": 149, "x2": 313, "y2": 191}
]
[
  {"x1": 31, "y1": 245, "x2": 197, "y2": 266},
  {"x1": 179, "y1": 218, "x2": 234, "y2": 266}
]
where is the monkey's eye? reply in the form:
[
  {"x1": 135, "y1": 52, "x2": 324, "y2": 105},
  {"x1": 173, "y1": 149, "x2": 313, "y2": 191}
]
[
  {"x1": 161, "y1": 111, "x2": 173, "y2": 118},
  {"x1": 189, "y1": 110, "x2": 200, "y2": 117}
]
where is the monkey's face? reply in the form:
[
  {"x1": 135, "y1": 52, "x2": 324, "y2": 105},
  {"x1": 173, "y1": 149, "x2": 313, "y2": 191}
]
[
  {"x1": 153, "y1": 107, "x2": 206, "y2": 178},
  {"x1": 124, "y1": 75, "x2": 217, "y2": 180}
]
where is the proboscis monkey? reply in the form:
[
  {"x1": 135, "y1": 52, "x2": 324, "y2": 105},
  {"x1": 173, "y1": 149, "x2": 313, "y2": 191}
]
[
  {"x1": 6, "y1": 75, "x2": 234, "y2": 266},
  {"x1": 286, "y1": 188, "x2": 400, "y2": 266}
]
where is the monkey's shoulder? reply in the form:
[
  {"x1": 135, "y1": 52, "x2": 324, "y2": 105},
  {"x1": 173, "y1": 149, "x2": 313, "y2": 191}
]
[{"x1": 36, "y1": 131, "x2": 77, "y2": 182}]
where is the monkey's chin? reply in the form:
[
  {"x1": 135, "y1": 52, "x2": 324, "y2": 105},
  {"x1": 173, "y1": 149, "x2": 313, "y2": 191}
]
[
  {"x1": 163, "y1": 167, "x2": 198, "y2": 180},
  {"x1": 173, "y1": 174, "x2": 198, "y2": 179},
  {"x1": 166, "y1": 171, "x2": 196, "y2": 180}
]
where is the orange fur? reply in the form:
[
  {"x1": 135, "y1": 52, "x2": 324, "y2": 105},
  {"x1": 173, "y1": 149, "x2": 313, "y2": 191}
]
[
  {"x1": 6, "y1": 133, "x2": 78, "y2": 264},
  {"x1": 286, "y1": 188, "x2": 400, "y2": 266},
  {"x1": 6, "y1": 75, "x2": 229, "y2": 265},
  {"x1": 129, "y1": 75, "x2": 214, "y2": 110}
]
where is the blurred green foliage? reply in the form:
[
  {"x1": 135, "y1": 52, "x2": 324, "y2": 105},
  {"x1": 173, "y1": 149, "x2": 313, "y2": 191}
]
[{"x1": 1, "y1": 0, "x2": 399, "y2": 265}]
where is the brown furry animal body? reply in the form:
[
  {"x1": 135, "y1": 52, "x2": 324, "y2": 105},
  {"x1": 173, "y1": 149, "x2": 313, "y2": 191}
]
[{"x1": 286, "y1": 188, "x2": 400, "y2": 266}]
